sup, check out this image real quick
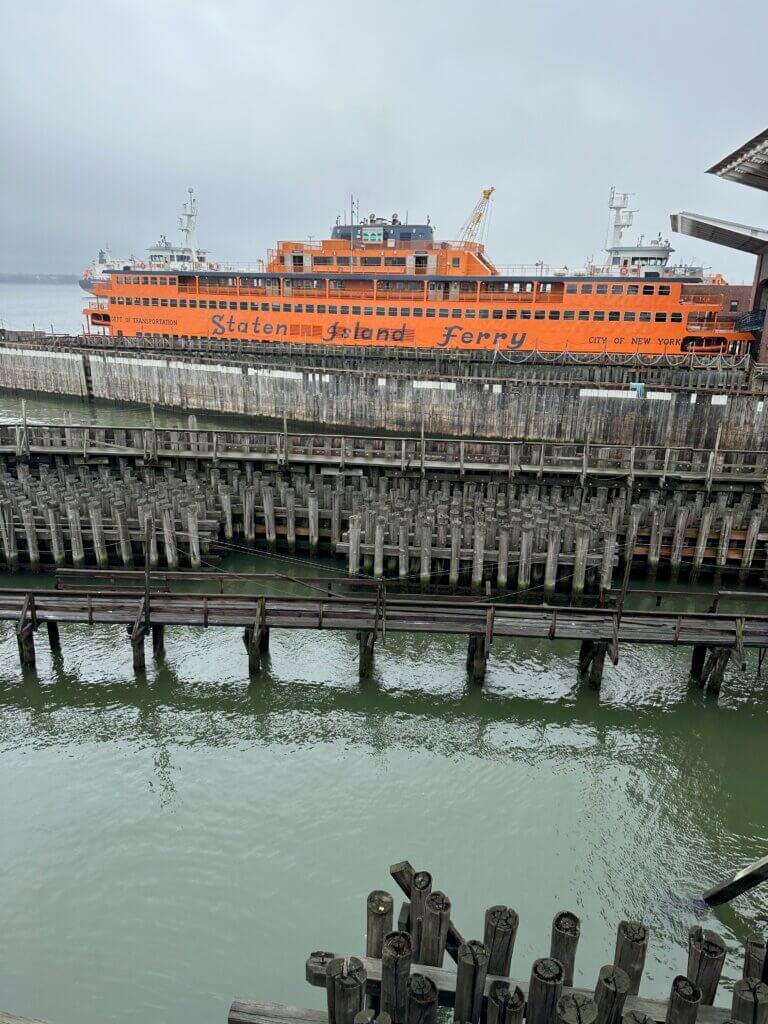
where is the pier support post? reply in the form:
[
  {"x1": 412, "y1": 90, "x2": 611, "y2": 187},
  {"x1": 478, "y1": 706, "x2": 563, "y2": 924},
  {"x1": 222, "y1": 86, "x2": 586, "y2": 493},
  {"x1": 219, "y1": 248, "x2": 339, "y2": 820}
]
[
  {"x1": 262, "y1": 484, "x2": 277, "y2": 550},
  {"x1": 550, "y1": 911, "x2": 580, "y2": 987},
  {"x1": 131, "y1": 627, "x2": 146, "y2": 673},
  {"x1": 578, "y1": 639, "x2": 607, "y2": 689},
  {"x1": 614, "y1": 921, "x2": 648, "y2": 996},
  {"x1": 455, "y1": 941, "x2": 489, "y2": 1024},
  {"x1": 544, "y1": 523, "x2": 562, "y2": 597},
  {"x1": 308, "y1": 490, "x2": 320, "y2": 556},
  {"x1": 186, "y1": 504, "x2": 201, "y2": 569},
  {"x1": 687, "y1": 927, "x2": 726, "y2": 1006},
  {"x1": 20, "y1": 501, "x2": 40, "y2": 572},
  {"x1": 359, "y1": 630, "x2": 375, "y2": 679},
  {"x1": 151, "y1": 624, "x2": 165, "y2": 657},
  {"x1": 348, "y1": 514, "x2": 361, "y2": 577},
  {"x1": 380, "y1": 932, "x2": 412, "y2": 1024},
  {"x1": 114, "y1": 501, "x2": 134, "y2": 567},
  {"x1": 449, "y1": 518, "x2": 461, "y2": 589},
  {"x1": 527, "y1": 958, "x2": 564, "y2": 1024},
  {"x1": 690, "y1": 645, "x2": 707, "y2": 682},
  {"x1": 88, "y1": 500, "x2": 109, "y2": 568},
  {"x1": 286, "y1": 487, "x2": 296, "y2": 552},
  {"x1": 17, "y1": 625, "x2": 36, "y2": 669},
  {"x1": 46, "y1": 620, "x2": 61, "y2": 653},
  {"x1": 488, "y1": 983, "x2": 525, "y2": 1024},
  {"x1": 66, "y1": 500, "x2": 85, "y2": 568},
  {"x1": 366, "y1": 891, "x2": 394, "y2": 958},
  {"x1": 731, "y1": 979, "x2": 768, "y2": 1024},
  {"x1": 701, "y1": 648, "x2": 731, "y2": 696},
  {"x1": 593, "y1": 965, "x2": 630, "y2": 1024},
  {"x1": 572, "y1": 527, "x2": 590, "y2": 605},
  {"x1": 471, "y1": 521, "x2": 485, "y2": 593},
  {"x1": 665, "y1": 976, "x2": 701, "y2": 1024},
  {"x1": 467, "y1": 633, "x2": 488, "y2": 683},
  {"x1": 161, "y1": 504, "x2": 179, "y2": 569},
  {"x1": 406, "y1": 974, "x2": 438, "y2": 1024},
  {"x1": 46, "y1": 505, "x2": 66, "y2": 568},
  {"x1": 420, "y1": 892, "x2": 451, "y2": 968},
  {"x1": 484, "y1": 905, "x2": 519, "y2": 977}
]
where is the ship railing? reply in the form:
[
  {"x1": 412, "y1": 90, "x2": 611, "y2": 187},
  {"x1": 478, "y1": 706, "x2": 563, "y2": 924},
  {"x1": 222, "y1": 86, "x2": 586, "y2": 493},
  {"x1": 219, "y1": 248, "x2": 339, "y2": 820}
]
[
  {"x1": 680, "y1": 292, "x2": 723, "y2": 306},
  {"x1": 685, "y1": 318, "x2": 743, "y2": 332}
]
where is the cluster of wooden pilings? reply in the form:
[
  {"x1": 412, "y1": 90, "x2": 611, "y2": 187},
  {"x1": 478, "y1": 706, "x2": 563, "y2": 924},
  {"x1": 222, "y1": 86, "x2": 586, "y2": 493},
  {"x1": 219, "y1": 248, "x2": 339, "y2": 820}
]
[
  {"x1": 229, "y1": 859, "x2": 768, "y2": 1024},
  {"x1": 1, "y1": 452, "x2": 767, "y2": 592},
  {"x1": 0, "y1": 462, "x2": 220, "y2": 571}
]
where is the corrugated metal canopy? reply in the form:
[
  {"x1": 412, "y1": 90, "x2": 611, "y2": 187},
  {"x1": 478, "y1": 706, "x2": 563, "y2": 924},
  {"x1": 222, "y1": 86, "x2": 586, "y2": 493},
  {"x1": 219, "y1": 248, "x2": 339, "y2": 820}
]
[
  {"x1": 670, "y1": 212, "x2": 768, "y2": 255},
  {"x1": 707, "y1": 128, "x2": 768, "y2": 191}
]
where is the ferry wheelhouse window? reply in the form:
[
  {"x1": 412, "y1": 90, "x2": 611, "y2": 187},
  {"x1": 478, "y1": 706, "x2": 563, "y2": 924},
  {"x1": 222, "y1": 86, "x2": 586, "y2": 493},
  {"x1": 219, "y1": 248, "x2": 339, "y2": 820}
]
[
  {"x1": 142, "y1": 276, "x2": 149, "y2": 284},
  {"x1": 451, "y1": 258, "x2": 460, "y2": 268}
]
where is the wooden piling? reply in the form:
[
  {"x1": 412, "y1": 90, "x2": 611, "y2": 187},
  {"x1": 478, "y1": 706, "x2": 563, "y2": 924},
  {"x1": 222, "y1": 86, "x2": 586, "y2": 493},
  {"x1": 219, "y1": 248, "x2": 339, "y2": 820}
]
[
  {"x1": 406, "y1": 974, "x2": 438, "y2": 1024},
  {"x1": 359, "y1": 630, "x2": 375, "y2": 679},
  {"x1": 410, "y1": 871, "x2": 432, "y2": 963},
  {"x1": 497, "y1": 525, "x2": 509, "y2": 590},
  {"x1": 17, "y1": 624, "x2": 35, "y2": 669},
  {"x1": 550, "y1": 912, "x2": 580, "y2": 987},
  {"x1": 593, "y1": 964, "x2": 630, "y2": 1024},
  {"x1": 687, "y1": 927, "x2": 726, "y2": 1006},
  {"x1": 484, "y1": 905, "x2": 519, "y2": 977},
  {"x1": 466, "y1": 633, "x2": 488, "y2": 684},
  {"x1": 187, "y1": 505, "x2": 202, "y2": 568},
  {"x1": 487, "y1": 981, "x2": 525, "y2": 1024},
  {"x1": 454, "y1": 940, "x2": 489, "y2": 1024},
  {"x1": 326, "y1": 957, "x2": 366, "y2": 1024},
  {"x1": 88, "y1": 501, "x2": 109, "y2": 568},
  {"x1": 743, "y1": 935, "x2": 766, "y2": 980},
  {"x1": 348, "y1": 515, "x2": 362, "y2": 576},
  {"x1": 614, "y1": 920, "x2": 648, "y2": 996},
  {"x1": 664, "y1": 976, "x2": 701, "y2": 1024},
  {"x1": 46, "y1": 505, "x2": 66, "y2": 567},
  {"x1": 46, "y1": 620, "x2": 61, "y2": 653},
  {"x1": 114, "y1": 501, "x2": 134, "y2": 567},
  {"x1": 367, "y1": 891, "x2": 394, "y2": 958},
  {"x1": 527, "y1": 958, "x2": 564, "y2": 1024},
  {"x1": 151, "y1": 624, "x2": 165, "y2": 656},
  {"x1": 381, "y1": 932, "x2": 412, "y2": 1024},
  {"x1": 730, "y1": 979, "x2": 768, "y2": 1024},
  {"x1": 66, "y1": 500, "x2": 85, "y2": 568},
  {"x1": 20, "y1": 502, "x2": 40, "y2": 571},
  {"x1": 161, "y1": 505, "x2": 179, "y2": 570},
  {"x1": 471, "y1": 522, "x2": 485, "y2": 593},
  {"x1": 262, "y1": 484, "x2": 277, "y2": 550},
  {"x1": 449, "y1": 519, "x2": 461, "y2": 589},
  {"x1": 420, "y1": 891, "x2": 451, "y2": 968},
  {"x1": 544, "y1": 523, "x2": 562, "y2": 597},
  {"x1": 556, "y1": 994, "x2": 597, "y2": 1024},
  {"x1": 308, "y1": 490, "x2": 320, "y2": 556}
]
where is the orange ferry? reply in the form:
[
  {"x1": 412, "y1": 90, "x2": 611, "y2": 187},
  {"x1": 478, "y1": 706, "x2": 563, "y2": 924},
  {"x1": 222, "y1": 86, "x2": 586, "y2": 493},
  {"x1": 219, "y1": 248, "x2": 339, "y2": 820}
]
[{"x1": 84, "y1": 189, "x2": 755, "y2": 356}]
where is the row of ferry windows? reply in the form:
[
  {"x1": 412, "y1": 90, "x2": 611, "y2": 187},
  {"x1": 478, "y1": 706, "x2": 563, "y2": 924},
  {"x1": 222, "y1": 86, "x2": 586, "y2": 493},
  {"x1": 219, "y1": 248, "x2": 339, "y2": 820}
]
[
  {"x1": 113, "y1": 274, "x2": 670, "y2": 297},
  {"x1": 108, "y1": 296, "x2": 683, "y2": 323}
]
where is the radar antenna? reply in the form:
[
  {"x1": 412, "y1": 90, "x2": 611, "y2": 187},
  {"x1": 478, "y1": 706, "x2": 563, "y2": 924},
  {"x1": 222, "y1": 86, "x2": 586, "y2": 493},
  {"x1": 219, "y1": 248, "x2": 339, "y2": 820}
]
[
  {"x1": 457, "y1": 187, "x2": 495, "y2": 245},
  {"x1": 178, "y1": 188, "x2": 199, "y2": 260}
]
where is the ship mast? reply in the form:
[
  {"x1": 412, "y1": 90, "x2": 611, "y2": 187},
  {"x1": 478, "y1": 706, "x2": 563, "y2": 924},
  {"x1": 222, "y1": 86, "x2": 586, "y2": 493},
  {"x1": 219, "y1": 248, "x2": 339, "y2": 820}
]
[{"x1": 178, "y1": 188, "x2": 199, "y2": 262}]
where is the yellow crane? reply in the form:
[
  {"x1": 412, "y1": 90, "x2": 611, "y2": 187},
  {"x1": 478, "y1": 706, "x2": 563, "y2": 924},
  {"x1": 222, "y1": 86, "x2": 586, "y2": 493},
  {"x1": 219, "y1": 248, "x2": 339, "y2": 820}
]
[{"x1": 456, "y1": 187, "x2": 495, "y2": 245}]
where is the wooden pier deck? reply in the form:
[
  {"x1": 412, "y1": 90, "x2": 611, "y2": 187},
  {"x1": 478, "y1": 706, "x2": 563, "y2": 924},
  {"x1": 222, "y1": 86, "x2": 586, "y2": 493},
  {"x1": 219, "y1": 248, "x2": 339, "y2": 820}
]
[{"x1": 4, "y1": 587, "x2": 766, "y2": 692}]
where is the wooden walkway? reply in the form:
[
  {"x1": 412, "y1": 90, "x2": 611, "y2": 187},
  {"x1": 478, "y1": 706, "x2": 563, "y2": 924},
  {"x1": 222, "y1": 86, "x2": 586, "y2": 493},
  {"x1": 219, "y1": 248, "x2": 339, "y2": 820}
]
[
  {"x1": 2, "y1": 421, "x2": 767, "y2": 489},
  {"x1": 4, "y1": 587, "x2": 766, "y2": 692}
]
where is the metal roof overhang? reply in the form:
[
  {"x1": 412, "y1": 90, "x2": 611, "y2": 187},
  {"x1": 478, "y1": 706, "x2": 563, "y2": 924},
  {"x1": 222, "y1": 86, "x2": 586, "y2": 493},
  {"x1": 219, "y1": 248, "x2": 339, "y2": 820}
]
[
  {"x1": 670, "y1": 212, "x2": 768, "y2": 255},
  {"x1": 707, "y1": 128, "x2": 768, "y2": 192}
]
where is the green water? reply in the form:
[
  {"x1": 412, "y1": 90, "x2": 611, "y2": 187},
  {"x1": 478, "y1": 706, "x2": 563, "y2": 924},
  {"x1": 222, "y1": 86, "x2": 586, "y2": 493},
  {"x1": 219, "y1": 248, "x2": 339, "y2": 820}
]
[{"x1": 1, "y1": 392, "x2": 767, "y2": 1024}]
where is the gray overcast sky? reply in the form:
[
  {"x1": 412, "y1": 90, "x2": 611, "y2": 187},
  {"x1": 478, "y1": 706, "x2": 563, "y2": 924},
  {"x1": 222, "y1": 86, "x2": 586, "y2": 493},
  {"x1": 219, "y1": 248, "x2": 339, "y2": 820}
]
[{"x1": 1, "y1": 0, "x2": 766, "y2": 279}]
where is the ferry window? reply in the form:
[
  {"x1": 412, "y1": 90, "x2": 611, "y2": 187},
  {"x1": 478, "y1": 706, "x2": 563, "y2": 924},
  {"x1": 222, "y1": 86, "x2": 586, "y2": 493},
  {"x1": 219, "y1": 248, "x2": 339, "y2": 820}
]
[
  {"x1": 189, "y1": 300, "x2": 197, "y2": 308},
  {"x1": 150, "y1": 276, "x2": 158, "y2": 285},
  {"x1": 124, "y1": 298, "x2": 132, "y2": 305},
  {"x1": 581, "y1": 284, "x2": 593, "y2": 294},
  {"x1": 426, "y1": 309, "x2": 436, "y2": 318},
  {"x1": 413, "y1": 308, "x2": 423, "y2": 317},
  {"x1": 642, "y1": 285, "x2": 654, "y2": 295},
  {"x1": 492, "y1": 310, "x2": 503, "y2": 319},
  {"x1": 465, "y1": 309, "x2": 475, "y2": 318},
  {"x1": 506, "y1": 310, "x2": 517, "y2": 319},
  {"x1": 361, "y1": 257, "x2": 381, "y2": 266},
  {"x1": 317, "y1": 305, "x2": 326, "y2": 313},
  {"x1": 250, "y1": 303, "x2": 259, "y2": 311},
  {"x1": 639, "y1": 312, "x2": 651, "y2": 322},
  {"x1": 520, "y1": 310, "x2": 531, "y2": 320},
  {"x1": 451, "y1": 258, "x2": 460, "y2": 268},
  {"x1": 109, "y1": 297, "x2": 116, "y2": 305},
  {"x1": 169, "y1": 277, "x2": 177, "y2": 285},
  {"x1": 161, "y1": 299, "x2": 169, "y2": 307},
  {"x1": 611, "y1": 285, "x2": 623, "y2": 295},
  {"x1": 282, "y1": 303, "x2": 291, "y2": 311},
  {"x1": 384, "y1": 258, "x2": 406, "y2": 267},
  {"x1": 329, "y1": 305, "x2": 338, "y2": 314},
  {"x1": 375, "y1": 307, "x2": 385, "y2": 315},
  {"x1": 534, "y1": 310, "x2": 545, "y2": 320},
  {"x1": 133, "y1": 276, "x2": 140, "y2": 284},
  {"x1": 627, "y1": 284, "x2": 638, "y2": 294},
  {"x1": 401, "y1": 308, "x2": 411, "y2": 317},
  {"x1": 389, "y1": 307, "x2": 398, "y2": 316},
  {"x1": 151, "y1": 298, "x2": 158, "y2": 306},
  {"x1": 341, "y1": 306, "x2": 349, "y2": 314},
  {"x1": 439, "y1": 309, "x2": 449, "y2": 318},
  {"x1": 228, "y1": 302, "x2": 236, "y2": 310},
  {"x1": 548, "y1": 311, "x2": 560, "y2": 320},
  {"x1": 596, "y1": 284, "x2": 608, "y2": 295},
  {"x1": 363, "y1": 307, "x2": 372, "y2": 315},
  {"x1": 623, "y1": 311, "x2": 635, "y2": 322},
  {"x1": 608, "y1": 311, "x2": 620, "y2": 322},
  {"x1": 239, "y1": 302, "x2": 248, "y2": 310},
  {"x1": 593, "y1": 311, "x2": 605, "y2": 321},
  {"x1": 729, "y1": 300, "x2": 739, "y2": 312},
  {"x1": 452, "y1": 309, "x2": 462, "y2": 318},
  {"x1": 479, "y1": 309, "x2": 489, "y2": 319},
  {"x1": 659, "y1": 286, "x2": 670, "y2": 296},
  {"x1": 336, "y1": 257, "x2": 351, "y2": 266},
  {"x1": 314, "y1": 257, "x2": 332, "y2": 266},
  {"x1": 272, "y1": 303, "x2": 280, "y2": 311},
  {"x1": 655, "y1": 312, "x2": 667, "y2": 322},
  {"x1": 352, "y1": 306, "x2": 361, "y2": 315},
  {"x1": 180, "y1": 300, "x2": 187, "y2": 308},
  {"x1": 159, "y1": 277, "x2": 167, "y2": 285},
  {"x1": 143, "y1": 298, "x2": 150, "y2": 306},
  {"x1": 306, "y1": 304, "x2": 315, "y2": 313},
  {"x1": 671, "y1": 313, "x2": 683, "y2": 323},
  {"x1": 578, "y1": 311, "x2": 589, "y2": 321},
  {"x1": 294, "y1": 304, "x2": 303, "y2": 312},
  {"x1": 566, "y1": 284, "x2": 578, "y2": 294},
  {"x1": 563, "y1": 310, "x2": 575, "y2": 320},
  {"x1": 116, "y1": 276, "x2": 123, "y2": 284},
  {"x1": 200, "y1": 300, "x2": 209, "y2": 308},
  {"x1": 261, "y1": 303, "x2": 269, "y2": 311},
  {"x1": 142, "y1": 276, "x2": 149, "y2": 285}
]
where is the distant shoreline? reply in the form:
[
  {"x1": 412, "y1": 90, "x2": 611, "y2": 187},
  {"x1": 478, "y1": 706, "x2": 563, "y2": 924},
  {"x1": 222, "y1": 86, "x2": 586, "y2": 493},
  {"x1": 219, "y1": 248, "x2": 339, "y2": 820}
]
[{"x1": 0, "y1": 273, "x2": 79, "y2": 284}]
